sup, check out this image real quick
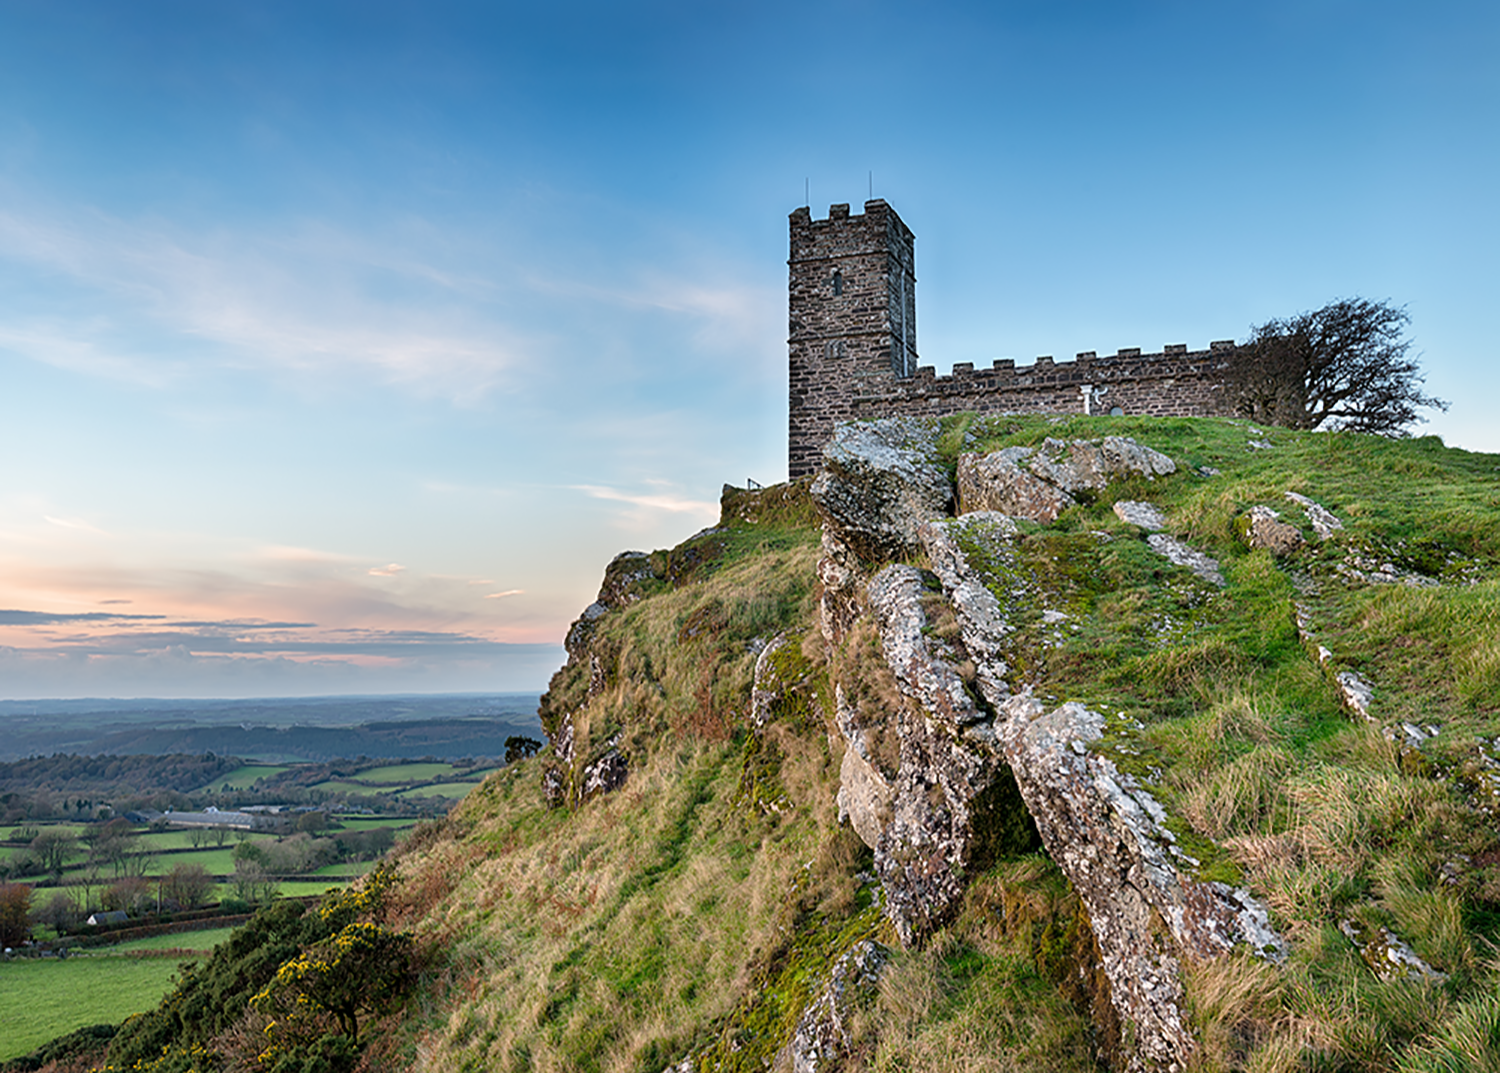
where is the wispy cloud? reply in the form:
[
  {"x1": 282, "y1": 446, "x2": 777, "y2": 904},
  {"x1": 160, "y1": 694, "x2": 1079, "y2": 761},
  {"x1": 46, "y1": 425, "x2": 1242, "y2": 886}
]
[
  {"x1": 570, "y1": 484, "x2": 717, "y2": 515},
  {"x1": 0, "y1": 206, "x2": 534, "y2": 400},
  {"x1": 368, "y1": 563, "x2": 405, "y2": 577},
  {"x1": 43, "y1": 515, "x2": 110, "y2": 536},
  {"x1": 484, "y1": 589, "x2": 524, "y2": 599}
]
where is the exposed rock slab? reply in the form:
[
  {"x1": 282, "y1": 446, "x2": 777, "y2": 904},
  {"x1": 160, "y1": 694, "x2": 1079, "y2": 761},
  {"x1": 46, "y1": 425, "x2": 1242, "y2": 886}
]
[
  {"x1": 1339, "y1": 919, "x2": 1446, "y2": 982},
  {"x1": 864, "y1": 564, "x2": 1008, "y2": 945},
  {"x1": 868, "y1": 565, "x2": 989, "y2": 728},
  {"x1": 1029, "y1": 436, "x2": 1177, "y2": 492},
  {"x1": 997, "y1": 695, "x2": 1285, "y2": 1073},
  {"x1": 779, "y1": 940, "x2": 887, "y2": 1073},
  {"x1": 1285, "y1": 491, "x2": 1344, "y2": 540},
  {"x1": 918, "y1": 515, "x2": 1015, "y2": 705},
  {"x1": 1146, "y1": 533, "x2": 1226, "y2": 587},
  {"x1": 810, "y1": 418, "x2": 952, "y2": 562},
  {"x1": 1114, "y1": 500, "x2": 1167, "y2": 531},
  {"x1": 834, "y1": 685, "x2": 895, "y2": 850}
]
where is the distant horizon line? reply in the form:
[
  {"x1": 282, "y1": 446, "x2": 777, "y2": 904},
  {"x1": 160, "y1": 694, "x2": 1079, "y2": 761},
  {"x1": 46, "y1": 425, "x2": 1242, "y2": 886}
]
[{"x1": 0, "y1": 690, "x2": 544, "y2": 709}]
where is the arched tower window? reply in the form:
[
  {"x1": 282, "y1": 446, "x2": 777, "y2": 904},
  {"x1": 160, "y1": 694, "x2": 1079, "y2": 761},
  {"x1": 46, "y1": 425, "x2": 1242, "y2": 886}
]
[{"x1": 831, "y1": 270, "x2": 843, "y2": 296}]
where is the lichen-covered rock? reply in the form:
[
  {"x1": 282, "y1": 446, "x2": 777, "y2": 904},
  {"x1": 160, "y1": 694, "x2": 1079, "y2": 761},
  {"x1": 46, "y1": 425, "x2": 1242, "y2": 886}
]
[
  {"x1": 1240, "y1": 505, "x2": 1305, "y2": 556},
  {"x1": 1028, "y1": 436, "x2": 1176, "y2": 492},
  {"x1": 861, "y1": 564, "x2": 1019, "y2": 946},
  {"x1": 750, "y1": 633, "x2": 792, "y2": 729},
  {"x1": 581, "y1": 748, "x2": 628, "y2": 799},
  {"x1": 997, "y1": 696, "x2": 1285, "y2": 1073},
  {"x1": 834, "y1": 685, "x2": 896, "y2": 850},
  {"x1": 817, "y1": 529, "x2": 863, "y2": 648},
  {"x1": 1114, "y1": 500, "x2": 1167, "y2": 531},
  {"x1": 778, "y1": 940, "x2": 887, "y2": 1073},
  {"x1": 1285, "y1": 491, "x2": 1344, "y2": 540},
  {"x1": 958, "y1": 436, "x2": 1176, "y2": 523},
  {"x1": 810, "y1": 418, "x2": 952, "y2": 562},
  {"x1": 564, "y1": 602, "x2": 609, "y2": 660},
  {"x1": 1146, "y1": 533, "x2": 1226, "y2": 588},
  {"x1": 1338, "y1": 919, "x2": 1447, "y2": 982},
  {"x1": 868, "y1": 565, "x2": 989, "y2": 728},
  {"x1": 598, "y1": 550, "x2": 663, "y2": 609},
  {"x1": 918, "y1": 515, "x2": 1015, "y2": 704},
  {"x1": 957, "y1": 447, "x2": 1075, "y2": 522}
]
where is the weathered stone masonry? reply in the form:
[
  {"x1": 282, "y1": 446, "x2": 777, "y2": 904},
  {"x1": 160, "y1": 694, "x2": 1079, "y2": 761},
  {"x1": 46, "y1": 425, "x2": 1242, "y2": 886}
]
[{"x1": 788, "y1": 199, "x2": 1237, "y2": 478}]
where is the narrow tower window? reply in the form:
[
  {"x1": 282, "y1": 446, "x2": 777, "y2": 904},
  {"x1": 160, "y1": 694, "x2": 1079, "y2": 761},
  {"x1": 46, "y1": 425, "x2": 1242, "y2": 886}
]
[{"x1": 831, "y1": 270, "x2": 843, "y2": 296}]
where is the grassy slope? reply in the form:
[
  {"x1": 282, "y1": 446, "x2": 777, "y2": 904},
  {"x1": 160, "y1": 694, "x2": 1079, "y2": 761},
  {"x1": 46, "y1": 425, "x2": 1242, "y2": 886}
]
[
  {"x1": 27, "y1": 416, "x2": 1495, "y2": 1073},
  {"x1": 389, "y1": 416, "x2": 1500, "y2": 1073}
]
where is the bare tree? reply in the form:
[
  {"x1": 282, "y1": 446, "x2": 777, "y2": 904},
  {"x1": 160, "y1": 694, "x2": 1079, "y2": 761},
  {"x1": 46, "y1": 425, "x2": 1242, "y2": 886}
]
[
  {"x1": 1230, "y1": 298, "x2": 1447, "y2": 435},
  {"x1": 29, "y1": 829, "x2": 76, "y2": 876}
]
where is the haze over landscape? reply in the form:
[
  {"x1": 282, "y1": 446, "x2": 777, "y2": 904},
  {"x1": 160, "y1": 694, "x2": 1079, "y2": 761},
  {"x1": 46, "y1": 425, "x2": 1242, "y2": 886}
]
[{"x1": 1, "y1": 0, "x2": 1495, "y2": 699}]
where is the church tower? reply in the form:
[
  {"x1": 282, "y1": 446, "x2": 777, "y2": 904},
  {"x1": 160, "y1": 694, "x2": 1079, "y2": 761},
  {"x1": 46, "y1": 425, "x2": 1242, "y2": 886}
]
[{"x1": 787, "y1": 199, "x2": 917, "y2": 478}]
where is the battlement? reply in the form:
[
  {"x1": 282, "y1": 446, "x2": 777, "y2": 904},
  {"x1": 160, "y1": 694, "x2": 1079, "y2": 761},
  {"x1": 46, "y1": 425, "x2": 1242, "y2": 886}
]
[
  {"x1": 906, "y1": 340, "x2": 1237, "y2": 386},
  {"x1": 786, "y1": 199, "x2": 1239, "y2": 478}
]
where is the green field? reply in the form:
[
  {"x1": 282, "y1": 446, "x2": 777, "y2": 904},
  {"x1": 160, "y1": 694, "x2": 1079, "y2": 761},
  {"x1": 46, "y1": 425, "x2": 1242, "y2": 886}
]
[
  {"x1": 308, "y1": 779, "x2": 384, "y2": 795},
  {"x1": 273, "y1": 879, "x2": 346, "y2": 898},
  {"x1": 395, "y1": 781, "x2": 479, "y2": 799},
  {"x1": 107, "y1": 926, "x2": 238, "y2": 953},
  {"x1": 194, "y1": 764, "x2": 289, "y2": 792},
  {"x1": 331, "y1": 816, "x2": 419, "y2": 831},
  {"x1": 309, "y1": 861, "x2": 368, "y2": 877},
  {"x1": 352, "y1": 761, "x2": 457, "y2": 782},
  {"x1": 0, "y1": 956, "x2": 182, "y2": 1061}
]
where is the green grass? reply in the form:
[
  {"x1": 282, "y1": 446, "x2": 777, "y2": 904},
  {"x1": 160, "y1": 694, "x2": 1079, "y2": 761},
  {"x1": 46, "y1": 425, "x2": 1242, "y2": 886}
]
[
  {"x1": 271, "y1": 879, "x2": 347, "y2": 898},
  {"x1": 0, "y1": 956, "x2": 182, "y2": 1061},
  {"x1": 106, "y1": 926, "x2": 238, "y2": 953},
  {"x1": 352, "y1": 762, "x2": 458, "y2": 782},
  {"x1": 393, "y1": 781, "x2": 480, "y2": 799},
  {"x1": 332, "y1": 816, "x2": 420, "y2": 830},
  {"x1": 308, "y1": 779, "x2": 388, "y2": 794},
  {"x1": 193, "y1": 764, "x2": 289, "y2": 792}
]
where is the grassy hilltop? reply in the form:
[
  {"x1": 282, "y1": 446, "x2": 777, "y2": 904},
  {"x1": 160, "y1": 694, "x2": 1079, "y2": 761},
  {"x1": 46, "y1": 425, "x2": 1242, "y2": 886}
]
[{"x1": 23, "y1": 415, "x2": 1500, "y2": 1073}]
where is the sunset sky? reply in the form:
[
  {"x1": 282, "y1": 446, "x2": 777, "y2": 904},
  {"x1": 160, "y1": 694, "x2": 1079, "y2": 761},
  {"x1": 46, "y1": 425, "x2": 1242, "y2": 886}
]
[{"x1": 1, "y1": 0, "x2": 1495, "y2": 698}]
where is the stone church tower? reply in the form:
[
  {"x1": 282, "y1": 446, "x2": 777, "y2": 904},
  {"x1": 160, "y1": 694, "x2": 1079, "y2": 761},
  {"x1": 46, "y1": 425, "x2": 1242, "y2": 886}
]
[
  {"x1": 787, "y1": 200, "x2": 918, "y2": 479},
  {"x1": 786, "y1": 199, "x2": 1234, "y2": 478}
]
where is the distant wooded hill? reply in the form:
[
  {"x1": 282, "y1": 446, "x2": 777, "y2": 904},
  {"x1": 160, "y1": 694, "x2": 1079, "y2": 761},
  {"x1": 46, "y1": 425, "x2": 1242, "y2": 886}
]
[{"x1": 0, "y1": 694, "x2": 542, "y2": 762}]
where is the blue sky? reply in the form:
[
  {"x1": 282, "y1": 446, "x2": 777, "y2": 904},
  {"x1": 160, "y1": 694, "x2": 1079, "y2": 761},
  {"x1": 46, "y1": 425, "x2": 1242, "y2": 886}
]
[{"x1": 0, "y1": 0, "x2": 1494, "y2": 698}]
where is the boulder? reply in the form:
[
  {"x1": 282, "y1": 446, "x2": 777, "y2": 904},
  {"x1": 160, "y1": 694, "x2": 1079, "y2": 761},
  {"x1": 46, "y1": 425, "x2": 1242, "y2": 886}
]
[
  {"x1": 810, "y1": 418, "x2": 952, "y2": 562},
  {"x1": 958, "y1": 436, "x2": 1177, "y2": 523},
  {"x1": 1027, "y1": 436, "x2": 1176, "y2": 493},
  {"x1": 1240, "y1": 505, "x2": 1304, "y2": 556},
  {"x1": 832, "y1": 682, "x2": 898, "y2": 850},
  {"x1": 957, "y1": 447, "x2": 1074, "y2": 522}
]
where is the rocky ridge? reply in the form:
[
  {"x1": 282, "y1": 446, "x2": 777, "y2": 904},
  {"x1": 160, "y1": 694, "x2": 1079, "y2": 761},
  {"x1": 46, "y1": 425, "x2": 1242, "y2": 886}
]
[{"x1": 809, "y1": 417, "x2": 1286, "y2": 1071}]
